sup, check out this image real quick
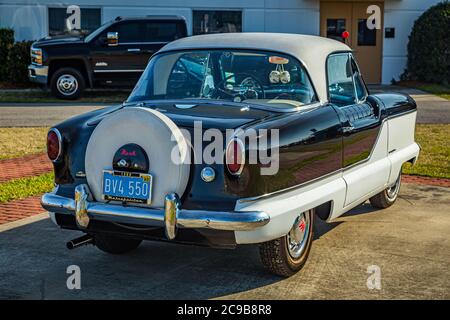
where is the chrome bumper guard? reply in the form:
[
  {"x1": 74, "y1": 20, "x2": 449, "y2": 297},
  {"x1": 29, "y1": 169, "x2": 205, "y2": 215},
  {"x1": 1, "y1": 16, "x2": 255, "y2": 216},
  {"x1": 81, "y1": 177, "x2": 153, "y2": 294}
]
[{"x1": 41, "y1": 184, "x2": 270, "y2": 240}]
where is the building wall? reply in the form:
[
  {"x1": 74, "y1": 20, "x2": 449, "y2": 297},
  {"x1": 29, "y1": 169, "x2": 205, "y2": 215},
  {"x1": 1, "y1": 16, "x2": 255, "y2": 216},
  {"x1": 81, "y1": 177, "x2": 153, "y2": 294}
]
[
  {"x1": 0, "y1": 0, "x2": 443, "y2": 84},
  {"x1": 0, "y1": 0, "x2": 319, "y2": 40},
  {"x1": 382, "y1": 0, "x2": 442, "y2": 84}
]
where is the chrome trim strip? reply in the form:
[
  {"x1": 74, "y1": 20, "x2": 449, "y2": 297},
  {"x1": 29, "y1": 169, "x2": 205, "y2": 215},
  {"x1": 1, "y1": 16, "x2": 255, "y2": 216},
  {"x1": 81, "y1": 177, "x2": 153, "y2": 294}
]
[
  {"x1": 118, "y1": 41, "x2": 168, "y2": 45},
  {"x1": 41, "y1": 185, "x2": 270, "y2": 239},
  {"x1": 344, "y1": 109, "x2": 417, "y2": 170},
  {"x1": 93, "y1": 69, "x2": 144, "y2": 73},
  {"x1": 124, "y1": 99, "x2": 323, "y2": 114},
  {"x1": 238, "y1": 168, "x2": 343, "y2": 204},
  {"x1": 238, "y1": 110, "x2": 418, "y2": 204},
  {"x1": 387, "y1": 108, "x2": 416, "y2": 120}
]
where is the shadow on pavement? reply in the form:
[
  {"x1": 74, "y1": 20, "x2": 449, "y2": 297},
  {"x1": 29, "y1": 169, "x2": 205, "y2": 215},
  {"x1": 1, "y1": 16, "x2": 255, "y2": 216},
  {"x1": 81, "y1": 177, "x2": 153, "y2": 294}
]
[
  {"x1": 0, "y1": 202, "x2": 385, "y2": 299},
  {"x1": 0, "y1": 219, "x2": 281, "y2": 299}
]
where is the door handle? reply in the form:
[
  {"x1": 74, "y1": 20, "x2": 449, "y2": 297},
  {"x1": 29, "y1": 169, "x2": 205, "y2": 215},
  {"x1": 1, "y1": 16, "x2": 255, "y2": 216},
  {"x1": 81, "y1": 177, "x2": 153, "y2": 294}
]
[
  {"x1": 127, "y1": 48, "x2": 141, "y2": 52},
  {"x1": 341, "y1": 126, "x2": 355, "y2": 135}
]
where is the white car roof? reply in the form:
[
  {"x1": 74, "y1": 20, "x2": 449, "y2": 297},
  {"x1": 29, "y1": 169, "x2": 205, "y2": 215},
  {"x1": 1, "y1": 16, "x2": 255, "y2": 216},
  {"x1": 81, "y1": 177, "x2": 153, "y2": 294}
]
[{"x1": 159, "y1": 33, "x2": 352, "y2": 103}]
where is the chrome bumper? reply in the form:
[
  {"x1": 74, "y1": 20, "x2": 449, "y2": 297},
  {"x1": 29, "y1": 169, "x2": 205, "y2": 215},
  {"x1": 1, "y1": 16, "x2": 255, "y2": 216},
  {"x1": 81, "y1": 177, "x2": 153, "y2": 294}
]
[
  {"x1": 28, "y1": 65, "x2": 48, "y2": 84},
  {"x1": 41, "y1": 184, "x2": 270, "y2": 240}
]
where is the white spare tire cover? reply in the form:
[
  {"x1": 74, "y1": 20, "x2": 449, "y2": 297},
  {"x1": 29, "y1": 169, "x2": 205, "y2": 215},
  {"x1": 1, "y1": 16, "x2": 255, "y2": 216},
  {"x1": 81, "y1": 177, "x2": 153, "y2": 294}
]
[{"x1": 85, "y1": 107, "x2": 190, "y2": 208}]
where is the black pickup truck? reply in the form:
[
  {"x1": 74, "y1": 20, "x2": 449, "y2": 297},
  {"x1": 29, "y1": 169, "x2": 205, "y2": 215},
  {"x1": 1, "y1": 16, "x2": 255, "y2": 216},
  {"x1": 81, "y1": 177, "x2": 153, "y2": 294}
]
[{"x1": 28, "y1": 15, "x2": 187, "y2": 99}]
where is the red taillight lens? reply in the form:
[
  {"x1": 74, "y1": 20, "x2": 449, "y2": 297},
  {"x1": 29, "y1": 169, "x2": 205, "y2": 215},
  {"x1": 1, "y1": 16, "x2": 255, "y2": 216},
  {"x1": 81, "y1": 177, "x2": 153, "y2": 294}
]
[
  {"x1": 226, "y1": 139, "x2": 245, "y2": 175},
  {"x1": 47, "y1": 129, "x2": 61, "y2": 161}
]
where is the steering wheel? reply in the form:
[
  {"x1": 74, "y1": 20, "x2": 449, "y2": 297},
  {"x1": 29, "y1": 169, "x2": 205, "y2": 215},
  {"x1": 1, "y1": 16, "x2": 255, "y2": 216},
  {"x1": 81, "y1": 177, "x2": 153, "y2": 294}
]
[{"x1": 213, "y1": 73, "x2": 265, "y2": 101}]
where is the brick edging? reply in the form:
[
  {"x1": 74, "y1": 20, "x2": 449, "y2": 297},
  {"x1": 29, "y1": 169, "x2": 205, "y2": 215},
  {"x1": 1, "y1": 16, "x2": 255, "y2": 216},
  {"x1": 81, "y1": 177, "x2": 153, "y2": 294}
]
[
  {"x1": 0, "y1": 153, "x2": 52, "y2": 183},
  {"x1": 0, "y1": 196, "x2": 44, "y2": 225},
  {"x1": 402, "y1": 174, "x2": 450, "y2": 188}
]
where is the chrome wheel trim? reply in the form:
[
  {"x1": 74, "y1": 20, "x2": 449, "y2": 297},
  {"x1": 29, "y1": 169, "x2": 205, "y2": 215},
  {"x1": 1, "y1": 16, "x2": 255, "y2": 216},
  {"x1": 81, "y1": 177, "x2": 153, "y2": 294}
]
[
  {"x1": 56, "y1": 74, "x2": 78, "y2": 96},
  {"x1": 287, "y1": 210, "x2": 311, "y2": 259},
  {"x1": 386, "y1": 174, "x2": 401, "y2": 201}
]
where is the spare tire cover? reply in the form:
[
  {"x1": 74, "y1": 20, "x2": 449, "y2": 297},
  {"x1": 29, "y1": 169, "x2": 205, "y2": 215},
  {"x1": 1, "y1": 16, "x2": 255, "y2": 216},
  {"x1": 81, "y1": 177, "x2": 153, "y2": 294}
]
[{"x1": 85, "y1": 107, "x2": 190, "y2": 208}]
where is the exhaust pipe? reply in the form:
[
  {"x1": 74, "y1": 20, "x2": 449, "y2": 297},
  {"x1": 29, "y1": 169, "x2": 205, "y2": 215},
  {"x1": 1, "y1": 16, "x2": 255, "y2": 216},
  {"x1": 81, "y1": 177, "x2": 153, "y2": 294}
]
[{"x1": 67, "y1": 234, "x2": 94, "y2": 250}]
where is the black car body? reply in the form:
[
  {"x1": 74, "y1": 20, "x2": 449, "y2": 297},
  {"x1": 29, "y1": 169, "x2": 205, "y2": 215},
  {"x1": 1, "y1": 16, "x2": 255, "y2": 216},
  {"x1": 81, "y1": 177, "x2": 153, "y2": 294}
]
[
  {"x1": 41, "y1": 33, "x2": 420, "y2": 277},
  {"x1": 28, "y1": 15, "x2": 187, "y2": 99}
]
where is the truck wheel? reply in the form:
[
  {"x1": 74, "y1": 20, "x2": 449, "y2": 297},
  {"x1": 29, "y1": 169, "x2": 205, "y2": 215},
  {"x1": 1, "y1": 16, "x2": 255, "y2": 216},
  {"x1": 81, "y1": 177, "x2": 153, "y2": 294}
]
[
  {"x1": 369, "y1": 172, "x2": 402, "y2": 209},
  {"x1": 259, "y1": 209, "x2": 314, "y2": 277},
  {"x1": 50, "y1": 67, "x2": 85, "y2": 100},
  {"x1": 94, "y1": 233, "x2": 142, "y2": 254}
]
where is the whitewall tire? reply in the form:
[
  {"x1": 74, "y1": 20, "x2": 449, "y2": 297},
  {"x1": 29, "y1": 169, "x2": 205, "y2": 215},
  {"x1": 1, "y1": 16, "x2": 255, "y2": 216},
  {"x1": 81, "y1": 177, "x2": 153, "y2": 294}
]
[
  {"x1": 370, "y1": 171, "x2": 402, "y2": 209},
  {"x1": 259, "y1": 209, "x2": 314, "y2": 277}
]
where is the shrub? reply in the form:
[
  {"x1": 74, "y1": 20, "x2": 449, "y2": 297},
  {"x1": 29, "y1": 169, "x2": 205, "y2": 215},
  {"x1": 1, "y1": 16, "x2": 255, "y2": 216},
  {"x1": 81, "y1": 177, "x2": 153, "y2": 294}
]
[
  {"x1": 0, "y1": 28, "x2": 14, "y2": 81},
  {"x1": 6, "y1": 41, "x2": 33, "y2": 84},
  {"x1": 407, "y1": 1, "x2": 450, "y2": 84}
]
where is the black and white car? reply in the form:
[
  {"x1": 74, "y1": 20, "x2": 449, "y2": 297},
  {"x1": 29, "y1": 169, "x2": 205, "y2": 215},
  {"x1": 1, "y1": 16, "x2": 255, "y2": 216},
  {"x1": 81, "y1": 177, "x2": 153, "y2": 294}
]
[{"x1": 41, "y1": 33, "x2": 420, "y2": 276}]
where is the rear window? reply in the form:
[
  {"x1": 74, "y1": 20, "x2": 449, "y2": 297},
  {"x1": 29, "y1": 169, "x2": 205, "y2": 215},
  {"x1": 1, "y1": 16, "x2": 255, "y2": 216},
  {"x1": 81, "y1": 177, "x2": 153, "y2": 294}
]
[{"x1": 142, "y1": 21, "x2": 186, "y2": 42}]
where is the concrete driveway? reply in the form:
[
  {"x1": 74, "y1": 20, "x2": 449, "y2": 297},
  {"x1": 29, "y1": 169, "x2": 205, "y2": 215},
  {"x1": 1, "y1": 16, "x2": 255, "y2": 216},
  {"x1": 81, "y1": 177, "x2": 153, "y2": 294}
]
[{"x1": 0, "y1": 183, "x2": 449, "y2": 300}]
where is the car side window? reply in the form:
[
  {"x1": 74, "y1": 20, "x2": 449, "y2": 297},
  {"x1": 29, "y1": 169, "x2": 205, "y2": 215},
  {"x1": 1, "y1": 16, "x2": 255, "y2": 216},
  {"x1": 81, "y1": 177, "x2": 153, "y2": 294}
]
[
  {"x1": 351, "y1": 56, "x2": 367, "y2": 101},
  {"x1": 327, "y1": 54, "x2": 356, "y2": 106},
  {"x1": 112, "y1": 21, "x2": 141, "y2": 43}
]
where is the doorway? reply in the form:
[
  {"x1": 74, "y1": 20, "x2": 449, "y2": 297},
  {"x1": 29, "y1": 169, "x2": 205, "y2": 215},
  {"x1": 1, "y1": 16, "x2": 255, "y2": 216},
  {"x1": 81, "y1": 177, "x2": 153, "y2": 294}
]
[{"x1": 320, "y1": 1, "x2": 383, "y2": 84}]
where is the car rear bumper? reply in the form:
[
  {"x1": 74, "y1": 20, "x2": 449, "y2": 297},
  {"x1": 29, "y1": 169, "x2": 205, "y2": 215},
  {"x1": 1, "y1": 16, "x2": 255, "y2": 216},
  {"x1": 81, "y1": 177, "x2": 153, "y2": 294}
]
[
  {"x1": 28, "y1": 65, "x2": 48, "y2": 84},
  {"x1": 41, "y1": 184, "x2": 270, "y2": 241}
]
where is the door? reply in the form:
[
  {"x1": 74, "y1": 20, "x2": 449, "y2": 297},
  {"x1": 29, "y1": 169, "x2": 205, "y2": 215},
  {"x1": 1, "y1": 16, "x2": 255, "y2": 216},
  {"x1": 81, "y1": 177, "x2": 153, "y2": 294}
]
[
  {"x1": 351, "y1": 2, "x2": 383, "y2": 84},
  {"x1": 89, "y1": 20, "x2": 149, "y2": 86},
  {"x1": 327, "y1": 53, "x2": 388, "y2": 206},
  {"x1": 320, "y1": 1, "x2": 383, "y2": 84}
]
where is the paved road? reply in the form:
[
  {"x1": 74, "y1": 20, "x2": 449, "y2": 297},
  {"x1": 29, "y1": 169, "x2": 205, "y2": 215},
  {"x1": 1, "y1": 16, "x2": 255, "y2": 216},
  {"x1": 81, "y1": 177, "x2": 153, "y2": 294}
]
[
  {"x1": 369, "y1": 85, "x2": 450, "y2": 124},
  {"x1": 0, "y1": 87, "x2": 448, "y2": 127},
  {"x1": 0, "y1": 183, "x2": 448, "y2": 299},
  {"x1": 0, "y1": 104, "x2": 106, "y2": 127}
]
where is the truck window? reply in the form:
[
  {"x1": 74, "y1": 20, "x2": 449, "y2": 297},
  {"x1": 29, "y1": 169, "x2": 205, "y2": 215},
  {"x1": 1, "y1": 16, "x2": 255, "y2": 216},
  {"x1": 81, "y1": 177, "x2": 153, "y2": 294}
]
[
  {"x1": 114, "y1": 21, "x2": 141, "y2": 43},
  {"x1": 143, "y1": 21, "x2": 184, "y2": 42}
]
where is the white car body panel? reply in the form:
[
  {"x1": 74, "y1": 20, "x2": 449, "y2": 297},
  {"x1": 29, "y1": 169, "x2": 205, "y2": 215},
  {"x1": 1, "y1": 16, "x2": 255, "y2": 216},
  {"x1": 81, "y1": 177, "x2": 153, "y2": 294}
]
[{"x1": 234, "y1": 111, "x2": 419, "y2": 244}]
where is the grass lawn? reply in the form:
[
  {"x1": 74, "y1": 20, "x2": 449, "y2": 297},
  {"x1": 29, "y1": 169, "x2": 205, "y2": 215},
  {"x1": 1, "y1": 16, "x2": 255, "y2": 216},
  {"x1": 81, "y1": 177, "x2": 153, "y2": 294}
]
[
  {"x1": 0, "y1": 90, "x2": 129, "y2": 104},
  {"x1": 403, "y1": 124, "x2": 450, "y2": 179},
  {"x1": 0, "y1": 172, "x2": 54, "y2": 203},
  {"x1": 0, "y1": 127, "x2": 49, "y2": 160},
  {"x1": 417, "y1": 83, "x2": 450, "y2": 100}
]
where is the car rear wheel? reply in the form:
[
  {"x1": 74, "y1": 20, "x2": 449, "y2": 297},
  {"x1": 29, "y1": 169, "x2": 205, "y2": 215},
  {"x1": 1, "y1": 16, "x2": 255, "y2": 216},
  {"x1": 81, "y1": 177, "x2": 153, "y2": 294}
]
[
  {"x1": 50, "y1": 67, "x2": 85, "y2": 100},
  {"x1": 259, "y1": 209, "x2": 314, "y2": 277},
  {"x1": 369, "y1": 172, "x2": 402, "y2": 209},
  {"x1": 94, "y1": 233, "x2": 142, "y2": 254}
]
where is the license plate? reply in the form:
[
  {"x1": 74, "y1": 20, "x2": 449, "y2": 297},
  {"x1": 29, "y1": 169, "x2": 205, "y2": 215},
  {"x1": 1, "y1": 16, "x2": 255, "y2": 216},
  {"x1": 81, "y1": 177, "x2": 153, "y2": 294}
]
[{"x1": 102, "y1": 170, "x2": 152, "y2": 204}]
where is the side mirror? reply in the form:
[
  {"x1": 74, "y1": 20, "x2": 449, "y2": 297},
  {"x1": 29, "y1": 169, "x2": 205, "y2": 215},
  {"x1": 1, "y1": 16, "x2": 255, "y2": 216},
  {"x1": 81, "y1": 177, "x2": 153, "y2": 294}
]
[{"x1": 107, "y1": 32, "x2": 119, "y2": 46}]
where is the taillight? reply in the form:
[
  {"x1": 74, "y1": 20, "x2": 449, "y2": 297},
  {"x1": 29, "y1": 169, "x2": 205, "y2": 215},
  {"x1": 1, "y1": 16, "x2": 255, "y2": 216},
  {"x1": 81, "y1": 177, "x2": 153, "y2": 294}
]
[
  {"x1": 226, "y1": 138, "x2": 245, "y2": 175},
  {"x1": 47, "y1": 128, "x2": 62, "y2": 162}
]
